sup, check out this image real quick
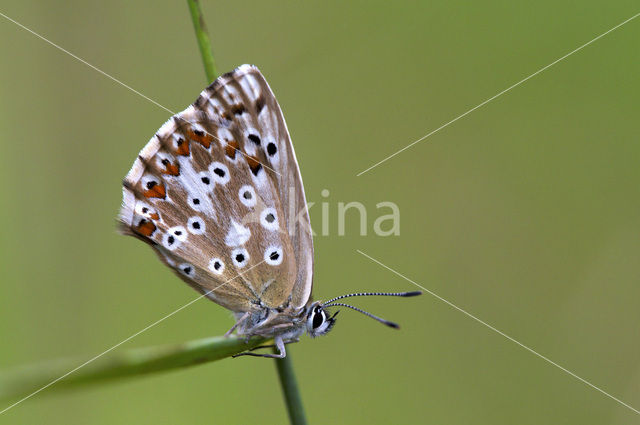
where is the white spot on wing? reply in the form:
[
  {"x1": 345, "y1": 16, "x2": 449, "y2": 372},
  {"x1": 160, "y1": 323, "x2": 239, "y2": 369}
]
[
  {"x1": 225, "y1": 220, "x2": 251, "y2": 247},
  {"x1": 197, "y1": 171, "x2": 213, "y2": 190},
  {"x1": 141, "y1": 174, "x2": 160, "y2": 191},
  {"x1": 134, "y1": 202, "x2": 157, "y2": 219},
  {"x1": 264, "y1": 246, "x2": 283, "y2": 266},
  {"x1": 191, "y1": 123, "x2": 206, "y2": 136},
  {"x1": 243, "y1": 128, "x2": 261, "y2": 155},
  {"x1": 217, "y1": 128, "x2": 233, "y2": 142},
  {"x1": 188, "y1": 196, "x2": 205, "y2": 211},
  {"x1": 162, "y1": 232, "x2": 181, "y2": 251},
  {"x1": 155, "y1": 151, "x2": 176, "y2": 172},
  {"x1": 209, "y1": 162, "x2": 230, "y2": 185},
  {"x1": 188, "y1": 216, "x2": 206, "y2": 235},
  {"x1": 208, "y1": 257, "x2": 225, "y2": 275},
  {"x1": 171, "y1": 133, "x2": 185, "y2": 151},
  {"x1": 264, "y1": 135, "x2": 279, "y2": 165},
  {"x1": 168, "y1": 226, "x2": 188, "y2": 242},
  {"x1": 231, "y1": 247, "x2": 249, "y2": 268},
  {"x1": 260, "y1": 208, "x2": 279, "y2": 231},
  {"x1": 251, "y1": 166, "x2": 269, "y2": 188},
  {"x1": 239, "y1": 185, "x2": 257, "y2": 207},
  {"x1": 177, "y1": 156, "x2": 216, "y2": 220},
  {"x1": 179, "y1": 262, "x2": 195, "y2": 278}
]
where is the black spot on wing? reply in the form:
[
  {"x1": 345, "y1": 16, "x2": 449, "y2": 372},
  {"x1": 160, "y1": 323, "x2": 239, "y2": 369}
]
[
  {"x1": 248, "y1": 134, "x2": 261, "y2": 145},
  {"x1": 255, "y1": 96, "x2": 265, "y2": 114},
  {"x1": 266, "y1": 142, "x2": 277, "y2": 156},
  {"x1": 232, "y1": 104, "x2": 246, "y2": 115}
]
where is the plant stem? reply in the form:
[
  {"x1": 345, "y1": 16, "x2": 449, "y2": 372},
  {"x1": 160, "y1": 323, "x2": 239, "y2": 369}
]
[
  {"x1": 185, "y1": 5, "x2": 308, "y2": 424},
  {"x1": 0, "y1": 336, "x2": 267, "y2": 402},
  {"x1": 186, "y1": 0, "x2": 218, "y2": 82},
  {"x1": 274, "y1": 350, "x2": 307, "y2": 425}
]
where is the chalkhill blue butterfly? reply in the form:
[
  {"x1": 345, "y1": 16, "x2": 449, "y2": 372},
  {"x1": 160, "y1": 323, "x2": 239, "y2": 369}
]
[{"x1": 119, "y1": 65, "x2": 421, "y2": 357}]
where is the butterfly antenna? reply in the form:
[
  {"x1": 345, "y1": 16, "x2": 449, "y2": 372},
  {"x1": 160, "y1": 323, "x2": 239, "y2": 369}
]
[
  {"x1": 323, "y1": 291, "x2": 421, "y2": 305},
  {"x1": 323, "y1": 302, "x2": 400, "y2": 329}
]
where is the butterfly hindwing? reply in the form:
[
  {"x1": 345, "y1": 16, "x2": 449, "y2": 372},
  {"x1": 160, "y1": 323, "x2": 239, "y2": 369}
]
[{"x1": 120, "y1": 65, "x2": 313, "y2": 313}]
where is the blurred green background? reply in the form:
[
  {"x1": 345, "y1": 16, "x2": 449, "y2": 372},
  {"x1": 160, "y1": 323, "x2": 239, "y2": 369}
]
[{"x1": 1, "y1": 1, "x2": 639, "y2": 423}]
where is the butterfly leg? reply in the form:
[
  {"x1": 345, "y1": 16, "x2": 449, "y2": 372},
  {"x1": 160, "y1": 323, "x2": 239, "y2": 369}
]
[
  {"x1": 232, "y1": 336, "x2": 287, "y2": 358},
  {"x1": 237, "y1": 338, "x2": 299, "y2": 354},
  {"x1": 244, "y1": 343, "x2": 277, "y2": 352},
  {"x1": 224, "y1": 312, "x2": 250, "y2": 337}
]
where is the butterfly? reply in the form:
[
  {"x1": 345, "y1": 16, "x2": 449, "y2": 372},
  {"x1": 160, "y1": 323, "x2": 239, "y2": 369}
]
[{"x1": 119, "y1": 65, "x2": 421, "y2": 358}]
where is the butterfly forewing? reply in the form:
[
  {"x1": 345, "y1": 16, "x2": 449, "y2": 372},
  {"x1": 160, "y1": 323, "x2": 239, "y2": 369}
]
[{"x1": 119, "y1": 65, "x2": 313, "y2": 313}]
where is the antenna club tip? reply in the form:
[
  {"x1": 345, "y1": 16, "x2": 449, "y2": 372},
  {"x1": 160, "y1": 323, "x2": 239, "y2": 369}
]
[
  {"x1": 386, "y1": 321, "x2": 400, "y2": 329},
  {"x1": 403, "y1": 291, "x2": 422, "y2": 297}
]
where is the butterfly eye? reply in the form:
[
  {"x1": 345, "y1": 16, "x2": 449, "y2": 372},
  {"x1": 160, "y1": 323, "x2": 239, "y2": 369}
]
[
  {"x1": 209, "y1": 162, "x2": 230, "y2": 185},
  {"x1": 264, "y1": 246, "x2": 283, "y2": 266},
  {"x1": 312, "y1": 309, "x2": 326, "y2": 329},
  {"x1": 178, "y1": 263, "x2": 195, "y2": 278},
  {"x1": 238, "y1": 185, "x2": 257, "y2": 207},
  {"x1": 187, "y1": 216, "x2": 206, "y2": 235},
  {"x1": 306, "y1": 305, "x2": 336, "y2": 337},
  {"x1": 208, "y1": 257, "x2": 225, "y2": 275},
  {"x1": 260, "y1": 208, "x2": 279, "y2": 230},
  {"x1": 231, "y1": 248, "x2": 250, "y2": 268}
]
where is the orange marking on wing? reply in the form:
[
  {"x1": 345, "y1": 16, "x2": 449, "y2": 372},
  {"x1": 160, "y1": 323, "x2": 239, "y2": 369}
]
[
  {"x1": 225, "y1": 140, "x2": 239, "y2": 159},
  {"x1": 135, "y1": 219, "x2": 156, "y2": 237},
  {"x1": 187, "y1": 129, "x2": 213, "y2": 149},
  {"x1": 175, "y1": 137, "x2": 190, "y2": 156},
  {"x1": 143, "y1": 184, "x2": 166, "y2": 199},
  {"x1": 246, "y1": 155, "x2": 262, "y2": 176},
  {"x1": 149, "y1": 213, "x2": 160, "y2": 220},
  {"x1": 162, "y1": 162, "x2": 180, "y2": 176}
]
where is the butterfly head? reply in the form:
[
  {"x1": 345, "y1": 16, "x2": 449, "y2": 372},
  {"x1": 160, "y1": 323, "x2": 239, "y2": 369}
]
[
  {"x1": 305, "y1": 291, "x2": 423, "y2": 337},
  {"x1": 306, "y1": 302, "x2": 338, "y2": 338}
]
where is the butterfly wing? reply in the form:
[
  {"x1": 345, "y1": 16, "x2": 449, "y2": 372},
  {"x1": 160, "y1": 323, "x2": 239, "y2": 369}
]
[
  {"x1": 119, "y1": 65, "x2": 313, "y2": 313},
  {"x1": 194, "y1": 66, "x2": 314, "y2": 310}
]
